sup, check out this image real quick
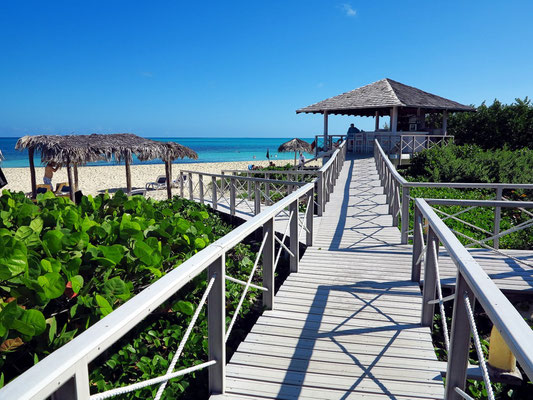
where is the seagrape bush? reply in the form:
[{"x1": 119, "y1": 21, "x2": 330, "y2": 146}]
[
  {"x1": 405, "y1": 144, "x2": 533, "y2": 184},
  {"x1": 402, "y1": 145, "x2": 533, "y2": 250},
  {"x1": 0, "y1": 189, "x2": 257, "y2": 397}
]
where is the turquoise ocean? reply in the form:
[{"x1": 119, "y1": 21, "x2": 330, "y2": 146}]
[{"x1": 0, "y1": 137, "x2": 314, "y2": 168}]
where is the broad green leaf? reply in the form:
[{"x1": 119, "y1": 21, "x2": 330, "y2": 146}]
[
  {"x1": 20, "y1": 309, "x2": 46, "y2": 336},
  {"x1": 99, "y1": 244, "x2": 125, "y2": 264},
  {"x1": 62, "y1": 232, "x2": 89, "y2": 249},
  {"x1": 71, "y1": 275, "x2": 84, "y2": 293},
  {"x1": 104, "y1": 277, "x2": 129, "y2": 300},
  {"x1": 62, "y1": 208, "x2": 79, "y2": 228},
  {"x1": 176, "y1": 300, "x2": 195, "y2": 316},
  {"x1": 194, "y1": 237, "x2": 207, "y2": 249},
  {"x1": 95, "y1": 295, "x2": 113, "y2": 317},
  {"x1": 42, "y1": 230, "x2": 64, "y2": 255},
  {"x1": 0, "y1": 236, "x2": 28, "y2": 280},
  {"x1": 29, "y1": 218, "x2": 44, "y2": 234},
  {"x1": 37, "y1": 272, "x2": 65, "y2": 299},
  {"x1": 175, "y1": 219, "x2": 190, "y2": 234},
  {"x1": 15, "y1": 226, "x2": 34, "y2": 241},
  {"x1": 11, "y1": 318, "x2": 34, "y2": 336}
]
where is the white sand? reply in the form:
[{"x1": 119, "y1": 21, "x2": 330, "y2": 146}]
[{"x1": 2, "y1": 160, "x2": 319, "y2": 201}]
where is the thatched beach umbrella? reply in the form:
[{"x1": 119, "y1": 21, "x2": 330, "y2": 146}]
[
  {"x1": 16, "y1": 134, "x2": 198, "y2": 200},
  {"x1": 278, "y1": 138, "x2": 313, "y2": 166}
]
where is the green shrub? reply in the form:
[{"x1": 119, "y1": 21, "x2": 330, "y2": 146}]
[{"x1": 0, "y1": 189, "x2": 261, "y2": 398}]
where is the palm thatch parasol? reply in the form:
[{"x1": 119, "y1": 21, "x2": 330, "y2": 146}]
[
  {"x1": 278, "y1": 138, "x2": 313, "y2": 166},
  {"x1": 16, "y1": 134, "x2": 198, "y2": 200}
]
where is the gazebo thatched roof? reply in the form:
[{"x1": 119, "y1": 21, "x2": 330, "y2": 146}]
[
  {"x1": 278, "y1": 138, "x2": 312, "y2": 153},
  {"x1": 16, "y1": 133, "x2": 198, "y2": 166},
  {"x1": 296, "y1": 78, "x2": 475, "y2": 116}
]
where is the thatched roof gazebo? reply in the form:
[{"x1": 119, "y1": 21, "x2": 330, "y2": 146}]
[
  {"x1": 16, "y1": 134, "x2": 198, "y2": 200},
  {"x1": 278, "y1": 138, "x2": 312, "y2": 166},
  {"x1": 296, "y1": 78, "x2": 475, "y2": 150}
]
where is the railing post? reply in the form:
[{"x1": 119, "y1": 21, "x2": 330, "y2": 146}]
[
  {"x1": 199, "y1": 174, "x2": 204, "y2": 204},
  {"x1": 401, "y1": 186, "x2": 410, "y2": 244},
  {"x1": 262, "y1": 218, "x2": 274, "y2": 310},
  {"x1": 421, "y1": 227, "x2": 439, "y2": 327},
  {"x1": 445, "y1": 273, "x2": 474, "y2": 400},
  {"x1": 180, "y1": 172, "x2": 184, "y2": 198},
  {"x1": 254, "y1": 182, "x2": 261, "y2": 215},
  {"x1": 306, "y1": 188, "x2": 314, "y2": 246},
  {"x1": 411, "y1": 205, "x2": 423, "y2": 282},
  {"x1": 221, "y1": 171, "x2": 225, "y2": 193},
  {"x1": 494, "y1": 187, "x2": 503, "y2": 249},
  {"x1": 188, "y1": 172, "x2": 193, "y2": 201},
  {"x1": 208, "y1": 254, "x2": 226, "y2": 395},
  {"x1": 392, "y1": 182, "x2": 399, "y2": 226},
  {"x1": 211, "y1": 176, "x2": 218, "y2": 210},
  {"x1": 289, "y1": 200, "x2": 299, "y2": 273},
  {"x1": 51, "y1": 363, "x2": 90, "y2": 400},
  {"x1": 265, "y1": 182, "x2": 271, "y2": 206},
  {"x1": 247, "y1": 172, "x2": 251, "y2": 198},
  {"x1": 229, "y1": 178, "x2": 236, "y2": 216},
  {"x1": 318, "y1": 171, "x2": 324, "y2": 215}
]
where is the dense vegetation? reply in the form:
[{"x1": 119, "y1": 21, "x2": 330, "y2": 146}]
[
  {"x1": 0, "y1": 190, "x2": 262, "y2": 398},
  {"x1": 405, "y1": 143, "x2": 533, "y2": 184},
  {"x1": 426, "y1": 98, "x2": 533, "y2": 149}
]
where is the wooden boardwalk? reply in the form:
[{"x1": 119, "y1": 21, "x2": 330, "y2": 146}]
[{"x1": 214, "y1": 156, "x2": 445, "y2": 399}]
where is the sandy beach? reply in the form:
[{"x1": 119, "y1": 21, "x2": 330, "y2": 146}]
[{"x1": 2, "y1": 159, "x2": 319, "y2": 201}]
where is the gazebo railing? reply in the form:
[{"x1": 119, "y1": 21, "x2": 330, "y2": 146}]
[
  {"x1": 374, "y1": 139, "x2": 533, "y2": 247},
  {"x1": 1, "y1": 141, "x2": 346, "y2": 400},
  {"x1": 412, "y1": 198, "x2": 533, "y2": 399}
]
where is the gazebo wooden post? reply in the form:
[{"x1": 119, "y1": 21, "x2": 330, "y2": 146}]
[
  {"x1": 165, "y1": 160, "x2": 172, "y2": 200},
  {"x1": 323, "y1": 110, "x2": 329, "y2": 151},
  {"x1": 125, "y1": 152, "x2": 132, "y2": 195},
  {"x1": 374, "y1": 111, "x2": 380, "y2": 131},
  {"x1": 66, "y1": 161, "x2": 75, "y2": 202},
  {"x1": 28, "y1": 147, "x2": 37, "y2": 198},
  {"x1": 391, "y1": 106, "x2": 399, "y2": 134},
  {"x1": 73, "y1": 164, "x2": 79, "y2": 192},
  {"x1": 442, "y1": 110, "x2": 448, "y2": 136}
]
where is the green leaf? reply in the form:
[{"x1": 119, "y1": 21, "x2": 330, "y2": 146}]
[
  {"x1": 48, "y1": 316, "x2": 57, "y2": 343},
  {"x1": 95, "y1": 295, "x2": 113, "y2": 317},
  {"x1": 42, "y1": 230, "x2": 64, "y2": 255},
  {"x1": 62, "y1": 208, "x2": 79, "y2": 228},
  {"x1": 98, "y1": 244, "x2": 125, "y2": 265},
  {"x1": 29, "y1": 218, "x2": 44, "y2": 234},
  {"x1": 176, "y1": 300, "x2": 195, "y2": 316},
  {"x1": 194, "y1": 237, "x2": 207, "y2": 249},
  {"x1": 119, "y1": 214, "x2": 142, "y2": 239},
  {"x1": 11, "y1": 318, "x2": 34, "y2": 336},
  {"x1": 71, "y1": 275, "x2": 84, "y2": 293},
  {"x1": 104, "y1": 277, "x2": 130, "y2": 300},
  {"x1": 20, "y1": 309, "x2": 46, "y2": 336},
  {"x1": 0, "y1": 236, "x2": 28, "y2": 280},
  {"x1": 40, "y1": 258, "x2": 61, "y2": 273},
  {"x1": 37, "y1": 272, "x2": 65, "y2": 299}
]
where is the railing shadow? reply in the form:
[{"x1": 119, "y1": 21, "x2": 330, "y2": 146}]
[{"x1": 276, "y1": 280, "x2": 433, "y2": 399}]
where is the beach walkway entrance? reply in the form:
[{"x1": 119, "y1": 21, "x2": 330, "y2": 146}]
[{"x1": 214, "y1": 155, "x2": 444, "y2": 399}]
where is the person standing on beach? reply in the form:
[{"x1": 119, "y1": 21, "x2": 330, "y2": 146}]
[
  {"x1": 299, "y1": 152, "x2": 305, "y2": 168},
  {"x1": 44, "y1": 162, "x2": 59, "y2": 187}
]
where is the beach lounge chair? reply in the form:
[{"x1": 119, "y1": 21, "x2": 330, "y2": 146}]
[
  {"x1": 36, "y1": 184, "x2": 53, "y2": 194},
  {"x1": 130, "y1": 188, "x2": 146, "y2": 197},
  {"x1": 146, "y1": 175, "x2": 168, "y2": 190},
  {"x1": 54, "y1": 182, "x2": 71, "y2": 196}
]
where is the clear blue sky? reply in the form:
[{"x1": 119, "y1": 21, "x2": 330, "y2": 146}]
[{"x1": 1, "y1": 1, "x2": 532, "y2": 138}]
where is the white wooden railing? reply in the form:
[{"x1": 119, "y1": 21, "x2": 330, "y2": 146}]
[
  {"x1": 0, "y1": 143, "x2": 346, "y2": 399},
  {"x1": 413, "y1": 199, "x2": 533, "y2": 399},
  {"x1": 374, "y1": 139, "x2": 533, "y2": 249}
]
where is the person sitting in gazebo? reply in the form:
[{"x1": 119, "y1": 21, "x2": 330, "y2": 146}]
[
  {"x1": 347, "y1": 123, "x2": 360, "y2": 137},
  {"x1": 44, "y1": 162, "x2": 59, "y2": 187}
]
